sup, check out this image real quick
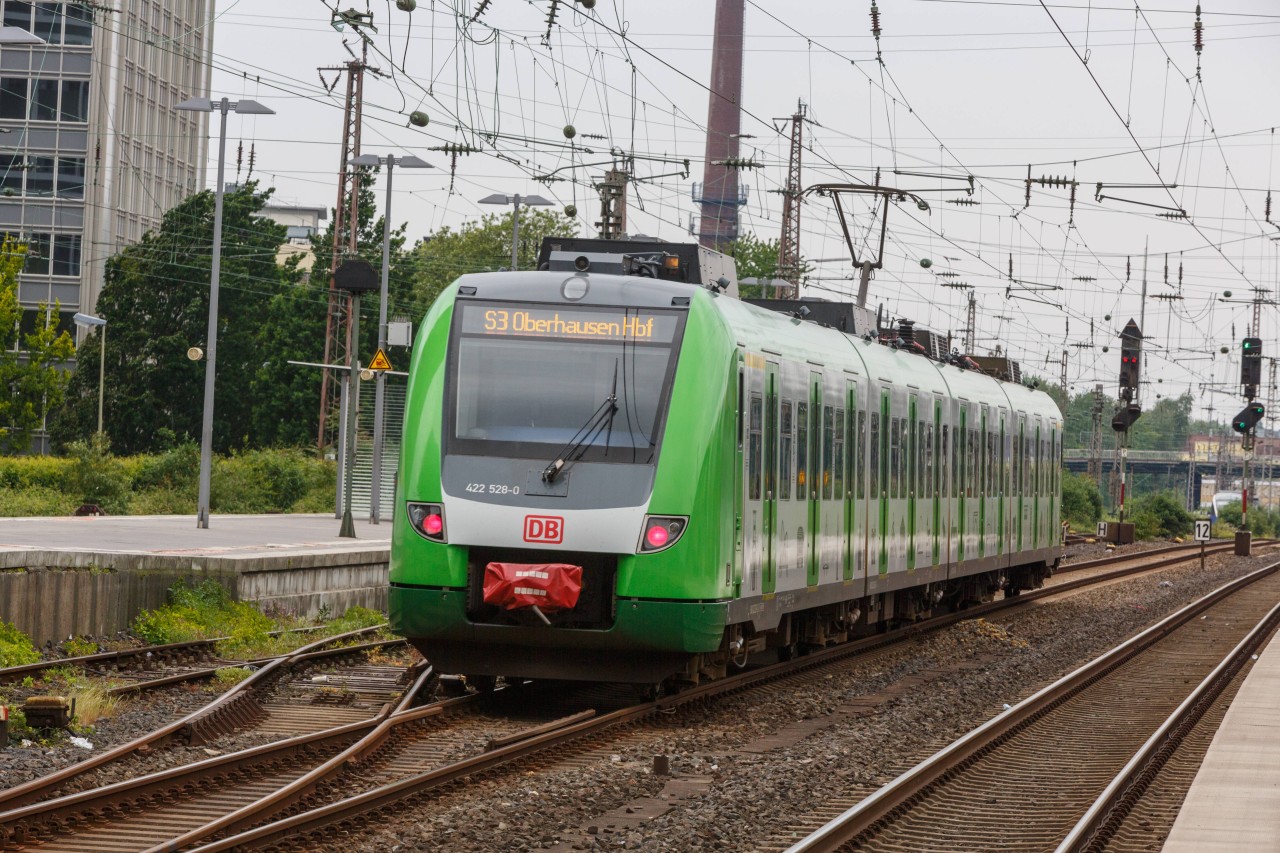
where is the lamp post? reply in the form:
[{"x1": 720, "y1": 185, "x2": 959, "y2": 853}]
[
  {"x1": 478, "y1": 193, "x2": 553, "y2": 270},
  {"x1": 350, "y1": 153, "x2": 433, "y2": 525},
  {"x1": 176, "y1": 96, "x2": 275, "y2": 530},
  {"x1": 72, "y1": 312, "x2": 106, "y2": 436}
]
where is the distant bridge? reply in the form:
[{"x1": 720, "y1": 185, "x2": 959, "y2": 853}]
[{"x1": 1061, "y1": 449, "x2": 1262, "y2": 509}]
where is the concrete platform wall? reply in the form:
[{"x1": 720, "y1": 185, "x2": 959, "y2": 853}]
[{"x1": 0, "y1": 549, "x2": 389, "y2": 646}]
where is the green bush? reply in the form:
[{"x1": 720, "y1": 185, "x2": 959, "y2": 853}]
[
  {"x1": 0, "y1": 456, "x2": 72, "y2": 490},
  {"x1": 211, "y1": 448, "x2": 333, "y2": 514},
  {"x1": 1061, "y1": 470, "x2": 1103, "y2": 530},
  {"x1": 1216, "y1": 501, "x2": 1279, "y2": 536},
  {"x1": 64, "y1": 434, "x2": 130, "y2": 512},
  {"x1": 1128, "y1": 492, "x2": 1194, "y2": 539},
  {"x1": 133, "y1": 443, "x2": 199, "y2": 495},
  {"x1": 0, "y1": 621, "x2": 39, "y2": 668},
  {"x1": 0, "y1": 486, "x2": 77, "y2": 517}
]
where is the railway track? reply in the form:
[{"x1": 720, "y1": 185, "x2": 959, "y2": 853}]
[
  {"x1": 2, "y1": 540, "x2": 1253, "y2": 852},
  {"x1": 0, "y1": 627, "x2": 407, "y2": 816},
  {"x1": 148, "y1": 542, "x2": 1265, "y2": 852},
  {"x1": 780, "y1": 561, "x2": 1280, "y2": 853}
]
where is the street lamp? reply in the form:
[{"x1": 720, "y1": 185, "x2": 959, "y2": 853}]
[
  {"x1": 176, "y1": 96, "x2": 275, "y2": 530},
  {"x1": 72, "y1": 313, "x2": 106, "y2": 436},
  {"x1": 477, "y1": 192, "x2": 553, "y2": 271},
  {"x1": 351, "y1": 153, "x2": 433, "y2": 525}
]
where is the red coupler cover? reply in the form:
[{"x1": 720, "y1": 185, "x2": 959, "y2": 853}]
[{"x1": 483, "y1": 562, "x2": 583, "y2": 612}]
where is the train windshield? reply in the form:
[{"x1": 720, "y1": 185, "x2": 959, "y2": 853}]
[{"x1": 449, "y1": 301, "x2": 686, "y2": 463}]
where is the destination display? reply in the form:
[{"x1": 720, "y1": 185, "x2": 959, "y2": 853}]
[{"x1": 460, "y1": 304, "x2": 680, "y2": 343}]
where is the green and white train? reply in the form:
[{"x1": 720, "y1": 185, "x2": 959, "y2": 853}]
[{"x1": 390, "y1": 241, "x2": 1063, "y2": 687}]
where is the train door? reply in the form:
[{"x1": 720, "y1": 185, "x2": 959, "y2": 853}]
[
  {"x1": 844, "y1": 379, "x2": 858, "y2": 582},
  {"x1": 1016, "y1": 414, "x2": 1026, "y2": 552},
  {"x1": 764, "y1": 362, "x2": 780, "y2": 594},
  {"x1": 993, "y1": 407, "x2": 1003, "y2": 555},
  {"x1": 806, "y1": 371, "x2": 822, "y2": 587},
  {"x1": 825, "y1": 376, "x2": 845, "y2": 584},
  {"x1": 957, "y1": 404, "x2": 967, "y2": 563},
  {"x1": 979, "y1": 405, "x2": 989, "y2": 559},
  {"x1": 742, "y1": 357, "x2": 764, "y2": 594},
  {"x1": 907, "y1": 394, "x2": 918, "y2": 571},
  {"x1": 733, "y1": 358, "x2": 744, "y2": 595},
  {"x1": 874, "y1": 387, "x2": 889, "y2": 575},
  {"x1": 1033, "y1": 418, "x2": 1042, "y2": 548},
  {"x1": 932, "y1": 396, "x2": 942, "y2": 567}
]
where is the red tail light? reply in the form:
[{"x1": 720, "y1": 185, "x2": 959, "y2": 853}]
[
  {"x1": 638, "y1": 515, "x2": 687, "y2": 553},
  {"x1": 407, "y1": 502, "x2": 447, "y2": 542}
]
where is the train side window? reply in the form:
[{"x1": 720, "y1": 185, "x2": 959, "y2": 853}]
[
  {"x1": 889, "y1": 417, "x2": 901, "y2": 499},
  {"x1": 748, "y1": 393, "x2": 762, "y2": 501},
  {"x1": 988, "y1": 432, "x2": 996, "y2": 495},
  {"x1": 941, "y1": 424, "x2": 949, "y2": 498},
  {"x1": 913, "y1": 421, "x2": 923, "y2": 496},
  {"x1": 1011, "y1": 425, "x2": 1020, "y2": 496},
  {"x1": 796, "y1": 402, "x2": 809, "y2": 496},
  {"x1": 822, "y1": 404, "x2": 835, "y2": 500},
  {"x1": 810, "y1": 404, "x2": 821, "y2": 500},
  {"x1": 833, "y1": 408, "x2": 845, "y2": 498},
  {"x1": 968, "y1": 428, "x2": 978, "y2": 497},
  {"x1": 856, "y1": 410, "x2": 867, "y2": 500},
  {"x1": 1050, "y1": 431, "x2": 1057, "y2": 494},
  {"x1": 1024, "y1": 436, "x2": 1032, "y2": 494},
  {"x1": 869, "y1": 411, "x2": 880, "y2": 496},
  {"x1": 780, "y1": 401, "x2": 793, "y2": 501},
  {"x1": 901, "y1": 419, "x2": 910, "y2": 499},
  {"x1": 926, "y1": 422, "x2": 935, "y2": 496},
  {"x1": 737, "y1": 371, "x2": 744, "y2": 450}
]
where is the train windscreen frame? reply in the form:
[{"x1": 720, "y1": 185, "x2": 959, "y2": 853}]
[{"x1": 446, "y1": 300, "x2": 688, "y2": 465}]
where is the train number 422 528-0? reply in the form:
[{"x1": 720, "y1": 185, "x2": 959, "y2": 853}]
[{"x1": 465, "y1": 482, "x2": 521, "y2": 495}]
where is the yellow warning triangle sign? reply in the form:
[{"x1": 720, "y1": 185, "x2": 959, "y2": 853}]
[{"x1": 368, "y1": 348, "x2": 393, "y2": 371}]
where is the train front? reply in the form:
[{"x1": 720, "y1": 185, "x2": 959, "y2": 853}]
[{"x1": 390, "y1": 271, "x2": 734, "y2": 684}]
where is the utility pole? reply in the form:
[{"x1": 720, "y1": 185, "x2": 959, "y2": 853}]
[
  {"x1": 1059, "y1": 350, "x2": 1068, "y2": 399},
  {"x1": 317, "y1": 51, "x2": 371, "y2": 450},
  {"x1": 596, "y1": 168, "x2": 628, "y2": 239},
  {"x1": 1089, "y1": 383, "x2": 1104, "y2": 483},
  {"x1": 776, "y1": 100, "x2": 806, "y2": 298},
  {"x1": 963, "y1": 292, "x2": 976, "y2": 353}
]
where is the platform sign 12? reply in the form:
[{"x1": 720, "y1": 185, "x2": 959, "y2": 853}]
[{"x1": 1194, "y1": 520, "x2": 1211, "y2": 542}]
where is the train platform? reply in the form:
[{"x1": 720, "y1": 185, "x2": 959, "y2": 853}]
[
  {"x1": 1163, "y1": 623, "x2": 1280, "y2": 852},
  {"x1": 0, "y1": 514, "x2": 391, "y2": 645}
]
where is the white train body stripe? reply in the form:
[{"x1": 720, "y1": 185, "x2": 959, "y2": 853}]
[{"x1": 444, "y1": 493, "x2": 649, "y2": 552}]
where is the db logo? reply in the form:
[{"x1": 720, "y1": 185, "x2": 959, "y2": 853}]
[{"x1": 523, "y1": 515, "x2": 564, "y2": 544}]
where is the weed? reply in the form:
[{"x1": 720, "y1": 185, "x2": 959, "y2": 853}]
[
  {"x1": 62, "y1": 637, "x2": 98, "y2": 658},
  {"x1": 69, "y1": 684, "x2": 124, "y2": 727},
  {"x1": 212, "y1": 667, "x2": 253, "y2": 688},
  {"x1": 0, "y1": 621, "x2": 39, "y2": 668}
]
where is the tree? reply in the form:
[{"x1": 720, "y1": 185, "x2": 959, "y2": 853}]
[
  {"x1": 408, "y1": 209, "x2": 579, "y2": 309},
  {"x1": 726, "y1": 232, "x2": 814, "y2": 299},
  {"x1": 249, "y1": 168, "x2": 415, "y2": 448},
  {"x1": 0, "y1": 237, "x2": 75, "y2": 453},
  {"x1": 50, "y1": 183, "x2": 293, "y2": 454}
]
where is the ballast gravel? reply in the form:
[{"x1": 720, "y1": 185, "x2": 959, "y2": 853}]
[{"x1": 323, "y1": 546, "x2": 1275, "y2": 853}]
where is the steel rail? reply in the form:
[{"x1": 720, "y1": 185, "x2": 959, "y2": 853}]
[
  {"x1": 1055, "y1": 599, "x2": 1280, "y2": 853},
  {"x1": 0, "y1": 625, "x2": 390, "y2": 811},
  {"x1": 782, "y1": 560, "x2": 1280, "y2": 853},
  {"x1": 0, "y1": 668, "x2": 464, "y2": 848},
  {"x1": 182, "y1": 545, "x2": 1264, "y2": 853},
  {"x1": 0, "y1": 626, "x2": 330, "y2": 684}
]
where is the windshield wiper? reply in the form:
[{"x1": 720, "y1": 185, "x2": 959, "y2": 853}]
[{"x1": 542, "y1": 364, "x2": 619, "y2": 483}]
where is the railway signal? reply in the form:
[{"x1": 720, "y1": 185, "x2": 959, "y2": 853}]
[
  {"x1": 1118, "y1": 319, "x2": 1142, "y2": 400},
  {"x1": 1232, "y1": 402, "x2": 1265, "y2": 434},
  {"x1": 1241, "y1": 336, "x2": 1262, "y2": 399},
  {"x1": 1111, "y1": 403, "x2": 1142, "y2": 432}
]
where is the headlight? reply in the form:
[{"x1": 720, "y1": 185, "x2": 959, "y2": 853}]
[
  {"x1": 638, "y1": 515, "x2": 687, "y2": 553},
  {"x1": 407, "y1": 502, "x2": 447, "y2": 542}
]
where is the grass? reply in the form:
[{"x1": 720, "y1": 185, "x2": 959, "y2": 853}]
[
  {"x1": 212, "y1": 666, "x2": 253, "y2": 688},
  {"x1": 68, "y1": 683, "x2": 125, "y2": 728},
  {"x1": 133, "y1": 579, "x2": 389, "y2": 661}
]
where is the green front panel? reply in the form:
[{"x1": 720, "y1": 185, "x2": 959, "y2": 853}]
[
  {"x1": 619, "y1": 294, "x2": 738, "y2": 600},
  {"x1": 391, "y1": 585, "x2": 728, "y2": 654},
  {"x1": 392, "y1": 286, "x2": 461, "y2": 587}
]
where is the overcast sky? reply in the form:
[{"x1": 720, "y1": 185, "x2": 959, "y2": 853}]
[{"x1": 206, "y1": 1, "x2": 1280, "y2": 422}]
